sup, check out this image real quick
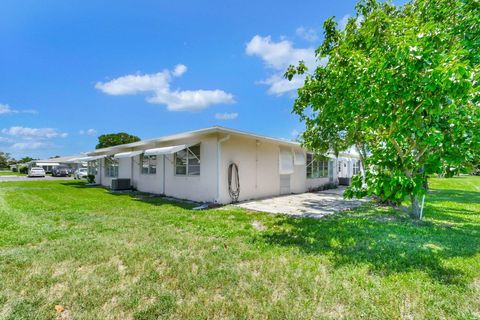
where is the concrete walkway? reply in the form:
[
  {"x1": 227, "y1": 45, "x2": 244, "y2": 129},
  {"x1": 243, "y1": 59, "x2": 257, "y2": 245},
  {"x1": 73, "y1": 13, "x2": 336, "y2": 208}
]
[{"x1": 235, "y1": 187, "x2": 365, "y2": 219}]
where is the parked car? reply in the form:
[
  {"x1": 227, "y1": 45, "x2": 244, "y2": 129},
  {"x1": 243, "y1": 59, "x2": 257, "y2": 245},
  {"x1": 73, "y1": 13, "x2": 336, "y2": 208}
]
[
  {"x1": 52, "y1": 166, "x2": 71, "y2": 177},
  {"x1": 74, "y1": 168, "x2": 88, "y2": 179},
  {"x1": 28, "y1": 167, "x2": 46, "y2": 178}
]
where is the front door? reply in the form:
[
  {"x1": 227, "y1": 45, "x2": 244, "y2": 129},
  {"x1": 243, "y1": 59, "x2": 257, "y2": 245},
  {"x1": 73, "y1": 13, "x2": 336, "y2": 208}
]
[{"x1": 338, "y1": 160, "x2": 349, "y2": 178}]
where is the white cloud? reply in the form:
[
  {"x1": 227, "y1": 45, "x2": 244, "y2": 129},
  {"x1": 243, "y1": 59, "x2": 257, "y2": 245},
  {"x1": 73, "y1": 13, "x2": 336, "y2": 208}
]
[
  {"x1": 339, "y1": 15, "x2": 351, "y2": 30},
  {"x1": 215, "y1": 112, "x2": 238, "y2": 120},
  {"x1": 172, "y1": 64, "x2": 187, "y2": 77},
  {"x1": 296, "y1": 26, "x2": 318, "y2": 42},
  {"x1": 0, "y1": 103, "x2": 37, "y2": 115},
  {"x1": 1, "y1": 126, "x2": 68, "y2": 139},
  {"x1": 0, "y1": 104, "x2": 16, "y2": 114},
  {"x1": 339, "y1": 14, "x2": 364, "y2": 30},
  {"x1": 258, "y1": 74, "x2": 306, "y2": 96},
  {"x1": 79, "y1": 128, "x2": 97, "y2": 136},
  {"x1": 11, "y1": 141, "x2": 49, "y2": 150},
  {"x1": 246, "y1": 35, "x2": 326, "y2": 95},
  {"x1": 0, "y1": 136, "x2": 13, "y2": 143},
  {"x1": 246, "y1": 35, "x2": 316, "y2": 70},
  {"x1": 95, "y1": 65, "x2": 235, "y2": 112}
]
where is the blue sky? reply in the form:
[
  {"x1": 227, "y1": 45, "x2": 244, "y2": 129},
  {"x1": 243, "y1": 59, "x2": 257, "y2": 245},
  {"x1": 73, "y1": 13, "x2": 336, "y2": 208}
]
[{"x1": 1, "y1": 0, "x2": 370, "y2": 159}]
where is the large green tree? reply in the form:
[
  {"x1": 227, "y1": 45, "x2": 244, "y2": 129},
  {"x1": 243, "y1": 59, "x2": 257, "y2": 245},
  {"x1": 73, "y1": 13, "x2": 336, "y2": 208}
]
[
  {"x1": 95, "y1": 132, "x2": 141, "y2": 149},
  {"x1": 0, "y1": 151, "x2": 13, "y2": 168},
  {"x1": 18, "y1": 156, "x2": 35, "y2": 164},
  {"x1": 287, "y1": 0, "x2": 479, "y2": 218}
]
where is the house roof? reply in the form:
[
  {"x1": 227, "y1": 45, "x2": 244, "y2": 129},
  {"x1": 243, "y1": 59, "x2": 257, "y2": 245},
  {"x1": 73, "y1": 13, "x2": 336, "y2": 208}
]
[
  {"x1": 87, "y1": 126, "x2": 301, "y2": 156},
  {"x1": 28, "y1": 155, "x2": 85, "y2": 165}
]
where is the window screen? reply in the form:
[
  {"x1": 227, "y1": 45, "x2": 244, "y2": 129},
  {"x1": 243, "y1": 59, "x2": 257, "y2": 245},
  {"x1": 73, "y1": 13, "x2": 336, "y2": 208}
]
[{"x1": 175, "y1": 144, "x2": 200, "y2": 176}]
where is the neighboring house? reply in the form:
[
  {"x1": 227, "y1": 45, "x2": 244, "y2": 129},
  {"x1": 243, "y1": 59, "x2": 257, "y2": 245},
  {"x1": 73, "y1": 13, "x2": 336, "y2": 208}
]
[
  {"x1": 337, "y1": 148, "x2": 362, "y2": 186},
  {"x1": 80, "y1": 126, "x2": 358, "y2": 204},
  {"x1": 28, "y1": 155, "x2": 86, "y2": 173}
]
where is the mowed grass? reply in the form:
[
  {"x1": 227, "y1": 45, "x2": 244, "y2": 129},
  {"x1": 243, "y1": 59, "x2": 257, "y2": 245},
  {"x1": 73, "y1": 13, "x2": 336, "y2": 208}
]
[
  {"x1": 0, "y1": 171, "x2": 24, "y2": 176},
  {"x1": 0, "y1": 177, "x2": 479, "y2": 319}
]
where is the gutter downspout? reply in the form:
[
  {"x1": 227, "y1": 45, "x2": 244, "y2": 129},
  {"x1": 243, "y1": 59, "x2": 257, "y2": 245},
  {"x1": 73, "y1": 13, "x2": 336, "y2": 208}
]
[
  {"x1": 216, "y1": 134, "x2": 230, "y2": 203},
  {"x1": 99, "y1": 159, "x2": 102, "y2": 185},
  {"x1": 131, "y1": 156, "x2": 134, "y2": 189},
  {"x1": 163, "y1": 154, "x2": 166, "y2": 196}
]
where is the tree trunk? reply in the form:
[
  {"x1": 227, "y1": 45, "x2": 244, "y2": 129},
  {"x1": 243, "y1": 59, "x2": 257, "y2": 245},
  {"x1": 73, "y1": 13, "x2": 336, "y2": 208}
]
[{"x1": 410, "y1": 194, "x2": 421, "y2": 219}]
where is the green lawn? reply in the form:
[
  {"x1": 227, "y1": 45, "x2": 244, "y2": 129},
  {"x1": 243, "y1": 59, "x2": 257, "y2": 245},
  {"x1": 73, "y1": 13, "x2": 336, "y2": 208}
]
[
  {"x1": 0, "y1": 177, "x2": 479, "y2": 319},
  {"x1": 0, "y1": 171, "x2": 24, "y2": 176}
]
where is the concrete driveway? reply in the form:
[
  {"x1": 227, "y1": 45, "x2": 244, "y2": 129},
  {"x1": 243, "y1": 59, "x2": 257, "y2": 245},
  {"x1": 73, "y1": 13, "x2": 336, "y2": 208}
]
[{"x1": 235, "y1": 187, "x2": 365, "y2": 219}]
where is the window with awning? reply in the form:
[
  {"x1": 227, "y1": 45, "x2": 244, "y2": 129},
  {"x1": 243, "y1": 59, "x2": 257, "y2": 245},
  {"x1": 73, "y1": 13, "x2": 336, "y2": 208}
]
[
  {"x1": 175, "y1": 144, "x2": 200, "y2": 176},
  {"x1": 141, "y1": 154, "x2": 157, "y2": 174},
  {"x1": 279, "y1": 149, "x2": 294, "y2": 174},
  {"x1": 104, "y1": 156, "x2": 118, "y2": 178}
]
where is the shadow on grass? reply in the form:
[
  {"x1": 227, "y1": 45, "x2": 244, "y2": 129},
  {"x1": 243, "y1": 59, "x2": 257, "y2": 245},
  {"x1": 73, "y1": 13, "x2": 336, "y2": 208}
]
[
  {"x1": 427, "y1": 189, "x2": 480, "y2": 205},
  {"x1": 111, "y1": 192, "x2": 198, "y2": 210},
  {"x1": 60, "y1": 181, "x2": 92, "y2": 188},
  {"x1": 260, "y1": 204, "x2": 479, "y2": 286},
  {"x1": 60, "y1": 181, "x2": 196, "y2": 210},
  {"x1": 59, "y1": 180, "x2": 479, "y2": 285}
]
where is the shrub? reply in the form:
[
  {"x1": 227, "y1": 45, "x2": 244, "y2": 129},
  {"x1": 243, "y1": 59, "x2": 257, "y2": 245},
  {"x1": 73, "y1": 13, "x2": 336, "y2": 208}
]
[{"x1": 87, "y1": 174, "x2": 96, "y2": 184}]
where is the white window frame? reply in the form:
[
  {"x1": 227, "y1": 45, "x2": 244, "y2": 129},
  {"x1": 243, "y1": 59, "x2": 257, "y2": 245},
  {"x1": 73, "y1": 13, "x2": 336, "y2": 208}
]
[
  {"x1": 306, "y1": 154, "x2": 330, "y2": 179},
  {"x1": 104, "y1": 156, "x2": 118, "y2": 178},
  {"x1": 174, "y1": 144, "x2": 201, "y2": 176},
  {"x1": 140, "y1": 154, "x2": 157, "y2": 175},
  {"x1": 353, "y1": 160, "x2": 361, "y2": 175},
  {"x1": 87, "y1": 160, "x2": 98, "y2": 175}
]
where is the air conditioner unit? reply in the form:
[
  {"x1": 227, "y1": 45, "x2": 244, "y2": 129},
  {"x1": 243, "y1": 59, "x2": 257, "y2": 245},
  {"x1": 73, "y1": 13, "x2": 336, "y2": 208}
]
[
  {"x1": 338, "y1": 177, "x2": 351, "y2": 186},
  {"x1": 111, "y1": 178, "x2": 131, "y2": 191}
]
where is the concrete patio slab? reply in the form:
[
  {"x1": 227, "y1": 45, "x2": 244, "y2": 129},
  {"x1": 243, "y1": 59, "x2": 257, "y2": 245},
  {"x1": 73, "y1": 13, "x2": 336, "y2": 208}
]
[{"x1": 235, "y1": 187, "x2": 365, "y2": 218}]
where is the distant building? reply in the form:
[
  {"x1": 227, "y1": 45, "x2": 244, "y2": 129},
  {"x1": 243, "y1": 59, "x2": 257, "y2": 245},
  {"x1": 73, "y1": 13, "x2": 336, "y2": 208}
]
[{"x1": 27, "y1": 155, "x2": 86, "y2": 173}]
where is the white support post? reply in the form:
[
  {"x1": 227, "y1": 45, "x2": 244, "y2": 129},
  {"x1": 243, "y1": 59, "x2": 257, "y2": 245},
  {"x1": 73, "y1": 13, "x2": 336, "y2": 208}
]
[{"x1": 420, "y1": 194, "x2": 426, "y2": 219}]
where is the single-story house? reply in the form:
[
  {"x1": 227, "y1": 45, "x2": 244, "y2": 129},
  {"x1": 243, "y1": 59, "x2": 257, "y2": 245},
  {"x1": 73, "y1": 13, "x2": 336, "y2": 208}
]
[
  {"x1": 337, "y1": 148, "x2": 362, "y2": 185},
  {"x1": 81, "y1": 126, "x2": 359, "y2": 204},
  {"x1": 28, "y1": 155, "x2": 86, "y2": 173}
]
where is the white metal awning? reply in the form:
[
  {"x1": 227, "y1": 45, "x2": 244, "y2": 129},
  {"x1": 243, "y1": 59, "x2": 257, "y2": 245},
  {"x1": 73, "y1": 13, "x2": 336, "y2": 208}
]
[
  {"x1": 144, "y1": 144, "x2": 189, "y2": 156},
  {"x1": 36, "y1": 162, "x2": 60, "y2": 166},
  {"x1": 113, "y1": 150, "x2": 144, "y2": 159},
  {"x1": 279, "y1": 149, "x2": 294, "y2": 174},
  {"x1": 293, "y1": 150, "x2": 306, "y2": 165},
  {"x1": 76, "y1": 155, "x2": 107, "y2": 162}
]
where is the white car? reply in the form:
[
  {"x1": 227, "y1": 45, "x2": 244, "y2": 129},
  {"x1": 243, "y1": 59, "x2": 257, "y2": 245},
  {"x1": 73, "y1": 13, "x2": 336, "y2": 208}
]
[
  {"x1": 28, "y1": 167, "x2": 46, "y2": 177},
  {"x1": 74, "y1": 168, "x2": 88, "y2": 179}
]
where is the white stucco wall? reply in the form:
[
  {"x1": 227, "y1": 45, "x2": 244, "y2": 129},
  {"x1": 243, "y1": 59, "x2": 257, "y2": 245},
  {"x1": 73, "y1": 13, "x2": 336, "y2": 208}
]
[
  {"x1": 161, "y1": 135, "x2": 218, "y2": 202},
  {"x1": 97, "y1": 134, "x2": 218, "y2": 202},
  {"x1": 131, "y1": 155, "x2": 164, "y2": 194},
  {"x1": 95, "y1": 132, "x2": 339, "y2": 203},
  {"x1": 217, "y1": 136, "x2": 310, "y2": 204}
]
